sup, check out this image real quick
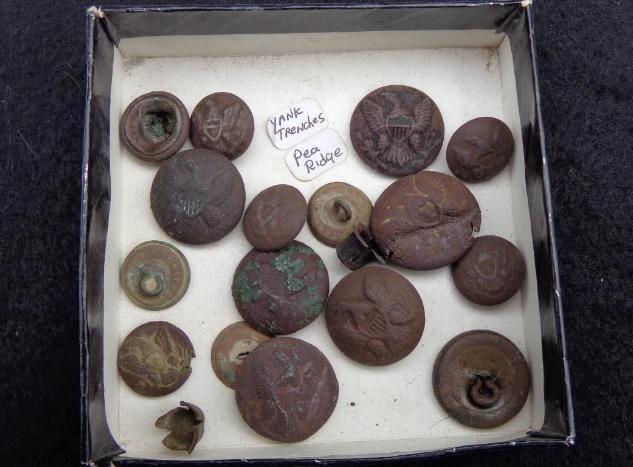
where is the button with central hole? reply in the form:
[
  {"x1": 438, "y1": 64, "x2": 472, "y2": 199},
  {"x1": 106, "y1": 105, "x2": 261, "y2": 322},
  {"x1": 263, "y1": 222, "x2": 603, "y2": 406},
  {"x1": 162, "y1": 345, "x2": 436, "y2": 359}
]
[{"x1": 211, "y1": 322, "x2": 271, "y2": 389}]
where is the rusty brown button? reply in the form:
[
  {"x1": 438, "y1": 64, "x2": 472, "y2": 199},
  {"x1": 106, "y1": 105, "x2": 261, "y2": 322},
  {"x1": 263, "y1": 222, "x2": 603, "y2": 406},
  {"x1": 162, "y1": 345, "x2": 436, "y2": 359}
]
[
  {"x1": 452, "y1": 235, "x2": 526, "y2": 306},
  {"x1": 243, "y1": 184, "x2": 307, "y2": 251},
  {"x1": 117, "y1": 321, "x2": 195, "y2": 397},
  {"x1": 120, "y1": 91, "x2": 190, "y2": 163},
  {"x1": 121, "y1": 240, "x2": 190, "y2": 310},
  {"x1": 235, "y1": 337, "x2": 339, "y2": 442},
  {"x1": 190, "y1": 92, "x2": 254, "y2": 160},
  {"x1": 155, "y1": 401, "x2": 205, "y2": 453},
  {"x1": 151, "y1": 148, "x2": 246, "y2": 244},
  {"x1": 446, "y1": 117, "x2": 515, "y2": 182},
  {"x1": 336, "y1": 223, "x2": 385, "y2": 271},
  {"x1": 371, "y1": 171, "x2": 481, "y2": 270},
  {"x1": 211, "y1": 322, "x2": 271, "y2": 389},
  {"x1": 326, "y1": 266, "x2": 425, "y2": 366},
  {"x1": 432, "y1": 330, "x2": 530, "y2": 428},
  {"x1": 350, "y1": 85, "x2": 444, "y2": 177},
  {"x1": 308, "y1": 182, "x2": 373, "y2": 247}
]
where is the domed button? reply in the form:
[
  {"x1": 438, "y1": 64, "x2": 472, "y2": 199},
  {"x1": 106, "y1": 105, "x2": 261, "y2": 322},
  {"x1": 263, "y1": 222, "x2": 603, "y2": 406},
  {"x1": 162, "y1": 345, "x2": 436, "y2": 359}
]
[
  {"x1": 190, "y1": 92, "x2": 254, "y2": 160},
  {"x1": 452, "y1": 235, "x2": 526, "y2": 306},
  {"x1": 211, "y1": 322, "x2": 271, "y2": 389},
  {"x1": 117, "y1": 321, "x2": 195, "y2": 397},
  {"x1": 432, "y1": 330, "x2": 530, "y2": 428},
  {"x1": 120, "y1": 91, "x2": 189, "y2": 162},
  {"x1": 121, "y1": 240, "x2": 190, "y2": 310},
  {"x1": 308, "y1": 182, "x2": 372, "y2": 247}
]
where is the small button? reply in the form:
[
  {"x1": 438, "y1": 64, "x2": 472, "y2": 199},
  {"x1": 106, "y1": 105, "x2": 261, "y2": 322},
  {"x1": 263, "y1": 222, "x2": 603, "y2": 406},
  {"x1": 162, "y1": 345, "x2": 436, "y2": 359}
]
[
  {"x1": 308, "y1": 182, "x2": 373, "y2": 247},
  {"x1": 336, "y1": 223, "x2": 385, "y2": 270},
  {"x1": 243, "y1": 184, "x2": 307, "y2": 251},
  {"x1": 190, "y1": 92, "x2": 254, "y2": 160},
  {"x1": 211, "y1": 322, "x2": 271, "y2": 389},
  {"x1": 155, "y1": 401, "x2": 205, "y2": 453},
  {"x1": 452, "y1": 235, "x2": 526, "y2": 306},
  {"x1": 117, "y1": 321, "x2": 195, "y2": 397},
  {"x1": 446, "y1": 117, "x2": 515, "y2": 182},
  {"x1": 121, "y1": 240, "x2": 190, "y2": 310},
  {"x1": 432, "y1": 330, "x2": 530, "y2": 428},
  {"x1": 120, "y1": 91, "x2": 189, "y2": 163}
]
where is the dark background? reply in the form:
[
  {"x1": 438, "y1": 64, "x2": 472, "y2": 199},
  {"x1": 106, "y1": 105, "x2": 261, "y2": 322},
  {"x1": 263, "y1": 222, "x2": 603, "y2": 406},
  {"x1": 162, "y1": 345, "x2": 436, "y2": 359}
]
[{"x1": 1, "y1": 0, "x2": 632, "y2": 465}]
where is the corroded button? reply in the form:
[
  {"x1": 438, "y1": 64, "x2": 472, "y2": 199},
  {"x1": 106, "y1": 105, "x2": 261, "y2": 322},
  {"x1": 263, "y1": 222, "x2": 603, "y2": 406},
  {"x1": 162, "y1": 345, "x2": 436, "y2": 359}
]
[
  {"x1": 336, "y1": 223, "x2": 385, "y2": 271},
  {"x1": 155, "y1": 401, "x2": 205, "y2": 453},
  {"x1": 452, "y1": 235, "x2": 526, "y2": 306},
  {"x1": 232, "y1": 241, "x2": 329, "y2": 335},
  {"x1": 432, "y1": 330, "x2": 530, "y2": 428},
  {"x1": 211, "y1": 322, "x2": 271, "y2": 389},
  {"x1": 117, "y1": 321, "x2": 195, "y2": 397},
  {"x1": 371, "y1": 171, "x2": 481, "y2": 270},
  {"x1": 190, "y1": 92, "x2": 254, "y2": 160},
  {"x1": 447, "y1": 117, "x2": 515, "y2": 182},
  {"x1": 350, "y1": 85, "x2": 444, "y2": 177},
  {"x1": 243, "y1": 184, "x2": 307, "y2": 251},
  {"x1": 150, "y1": 148, "x2": 246, "y2": 244},
  {"x1": 120, "y1": 91, "x2": 189, "y2": 162},
  {"x1": 121, "y1": 240, "x2": 190, "y2": 310},
  {"x1": 326, "y1": 266, "x2": 425, "y2": 366},
  {"x1": 308, "y1": 182, "x2": 373, "y2": 247},
  {"x1": 235, "y1": 337, "x2": 339, "y2": 443}
]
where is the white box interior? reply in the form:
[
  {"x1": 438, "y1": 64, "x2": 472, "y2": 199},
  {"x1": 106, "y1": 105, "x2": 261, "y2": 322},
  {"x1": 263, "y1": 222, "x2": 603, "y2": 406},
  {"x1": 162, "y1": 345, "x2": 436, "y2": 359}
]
[{"x1": 103, "y1": 30, "x2": 544, "y2": 460}]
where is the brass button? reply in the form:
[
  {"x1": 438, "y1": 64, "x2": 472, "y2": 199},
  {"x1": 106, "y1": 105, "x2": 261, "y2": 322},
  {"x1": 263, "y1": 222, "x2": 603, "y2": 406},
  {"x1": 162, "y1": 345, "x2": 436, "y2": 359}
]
[
  {"x1": 121, "y1": 241, "x2": 190, "y2": 310},
  {"x1": 308, "y1": 182, "x2": 372, "y2": 247},
  {"x1": 211, "y1": 322, "x2": 271, "y2": 389},
  {"x1": 155, "y1": 401, "x2": 205, "y2": 453}
]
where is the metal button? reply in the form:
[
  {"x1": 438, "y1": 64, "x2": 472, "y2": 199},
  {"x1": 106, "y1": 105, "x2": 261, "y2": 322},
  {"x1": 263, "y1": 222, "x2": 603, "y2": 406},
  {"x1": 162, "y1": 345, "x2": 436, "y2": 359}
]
[
  {"x1": 121, "y1": 240, "x2": 190, "y2": 310},
  {"x1": 211, "y1": 322, "x2": 271, "y2": 389}
]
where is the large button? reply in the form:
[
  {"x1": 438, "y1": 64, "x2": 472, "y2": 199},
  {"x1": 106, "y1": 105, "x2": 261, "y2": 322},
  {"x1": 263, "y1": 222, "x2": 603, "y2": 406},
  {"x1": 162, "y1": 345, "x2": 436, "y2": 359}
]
[
  {"x1": 232, "y1": 241, "x2": 329, "y2": 335},
  {"x1": 326, "y1": 266, "x2": 425, "y2": 366},
  {"x1": 155, "y1": 401, "x2": 205, "y2": 453},
  {"x1": 308, "y1": 182, "x2": 372, "y2": 247},
  {"x1": 371, "y1": 171, "x2": 481, "y2": 270},
  {"x1": 120, "y1": 91, "x2": 189, "y2": 162},
  {"x1": 117, "y1": 321, "x2": 195, "y2": 397},
  {"x1": 350, "y1": 85, "x2": 444, "y2": 177},
  {"x1": 452, "y1": 235, "x2": 526, "y2": 306},
  {"x1": 150, "y1": 148, "x2": 246, "y2": 244},
  {"x1": 447, "y1": 117, "x2": 515, "y2": 182},
  {"x1": 190, "y1": 92, "x2": 254, "y2": 160},
  {"x1": 211, "y1": 322, "x2": 271, "y2": 389},
  {"x1": 432, "y1": 330, "x2": 530, "y2": 428},
  {"x1": 235, "y1": 337, "x2": 339, "y2": 443},
  {"x1": 242, "y1": 184, "x2": 307, "y2": 251},
  {"x1": 121, "y1": 240, "x2": 190, "y2": 310}
]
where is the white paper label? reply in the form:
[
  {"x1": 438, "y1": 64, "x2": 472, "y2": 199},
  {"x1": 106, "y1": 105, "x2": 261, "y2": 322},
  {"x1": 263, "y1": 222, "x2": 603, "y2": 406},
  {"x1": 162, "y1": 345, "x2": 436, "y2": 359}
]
[
  {"x1": 284, "y1": 128, "x2": 348, "y2": 181},
  {"x1": 267, "y1": 98, "x2": 328, "y2": 149}
]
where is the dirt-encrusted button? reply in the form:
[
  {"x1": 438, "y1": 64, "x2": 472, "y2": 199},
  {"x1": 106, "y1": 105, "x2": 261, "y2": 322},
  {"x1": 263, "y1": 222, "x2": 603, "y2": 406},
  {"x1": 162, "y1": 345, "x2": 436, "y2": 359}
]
[
  {"x1": 308, "y1": 182, "x2": 373, "y2": 247},
  {"x1": 326, "y1": 266, "x2": 425, "y2": 366},
  {"x1": 432, "y1": 330, "x2": 530, "y2": 428},
  {"x1": 232, "y1": 241, "x2": 329, "y2": 335},
  {"x1": 452, "y1": 235, "x2": 526, "y2": 306},
  {"x1": 117, "y1": 321, "x2": 195, "y2": 397},
  {"x1": 336, "y1": 223, "x2": 385, "y2": 270},
  {"x1": 350, "y1": 85, "x2": 444, "y2": 177},
  {"x1": 371, "y1": 171, "x2": 481, "y2": 270},
  {"x1": 190, "y1": 92, "x2": 254, "y2": 160},
  {"x1": 155, "y1": 401, "x2": 205, "y2": 453},
  {"x1": 447, "y1": 117, "x2": 515, "y2": 182},
  {"x1": 120, "y1": 91, "x2": 189, "y2": 163},
  {"x1": 243, "y1": 184, "x2": 307, "y2": 251},
  {"x1": 211, "y1": 322, "x2": 271, "y2": 389},
  {"x1": 121, "y1": 240, "x2": 190, "y2": 310},
  {"x1": 151, "y1": 148, "x2": 246, "y2": 244},
  {"x1": 235, "y1": 337, "x2": 339, "y2": 442}
]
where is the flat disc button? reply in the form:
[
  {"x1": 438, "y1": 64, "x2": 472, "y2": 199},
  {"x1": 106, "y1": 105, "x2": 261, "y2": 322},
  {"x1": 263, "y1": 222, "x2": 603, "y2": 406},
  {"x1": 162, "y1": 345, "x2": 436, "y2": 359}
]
[
  {"x1": 308, "y1": 182, "x2": 373, "y2": 247},
  {"x1": 211, "y1": 322, "x2": 271, "y2": 389},
  {"x1": 121, "y1": 240, "x2": 190, "y2": 310},
  {"x1": 120, "y1": 91, "x2": 190, "y2": 163},
  {"x1": 432, "y1": 330, "x2": 530, "y2": 428}
]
